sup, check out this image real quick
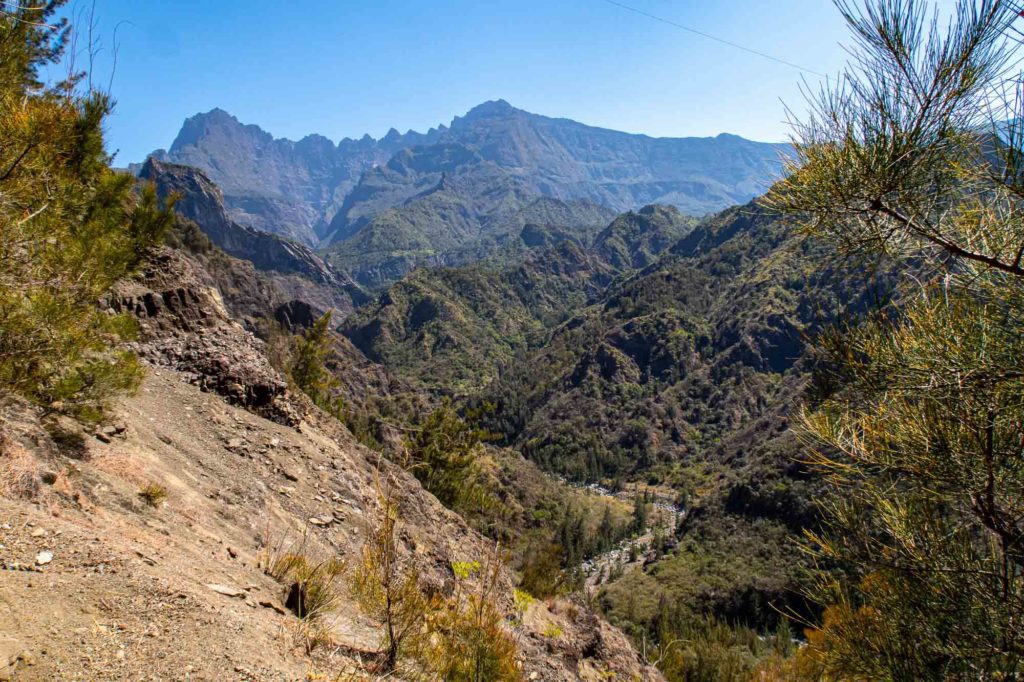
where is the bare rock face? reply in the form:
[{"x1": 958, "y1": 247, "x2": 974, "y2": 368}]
[
  {"x1": 273, "y1": 299, "x2": 319, "y2": 332},
  {"x1": 139, "y1": 158, "x2": 367, "y2": 315},
  {"x1": 105, "y1": 248, "x2": 298, "y2": 425},
  {"x1": 148, "y1": 107, "x2": 440, "y2": 244}
]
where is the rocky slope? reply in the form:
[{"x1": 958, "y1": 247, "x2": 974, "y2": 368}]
[
  {"x1": 140, "y1": 158, "x2": 368, "y2": 317},
  {"x1": 0, "y1": 237, "x2": 661, "y2": 680}
]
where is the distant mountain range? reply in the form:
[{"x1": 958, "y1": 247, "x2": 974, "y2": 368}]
[
  {"x1": 145, "y1": 101, "x2": 788, "y2": 252},
  {"x1": 139, "y1": 101, "x2": 790, "y2": 289}
]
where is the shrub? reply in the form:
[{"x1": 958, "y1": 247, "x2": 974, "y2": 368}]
[
  {"x1": 351, "y1": 479, "x2": 520, "y2": 679},
  {"x1": 421, "y1": 547, "x2": 520, "y2": 682},
  {"x1": 138, "y1": 482, "x2": 167, "y2": 508},
  {"x1": 268, "y1": 551, "x2": 345, "y2": 620},
  {"x1": 349, "y1": 481, "x2": 430, "y2": 673},
  {"x1": 0, "y1": 438, "x2": 42, "y2": 500}
]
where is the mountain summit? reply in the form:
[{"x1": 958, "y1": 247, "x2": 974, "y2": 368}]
[{"x1": 147, "y1": 101, "x2": 788, "y2": 248}]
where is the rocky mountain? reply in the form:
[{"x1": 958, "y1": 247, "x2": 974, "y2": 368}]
[
  {"x1": 147, "y1": 101, "x2": 787, "y2": 267},
  {"x1": 139, "y1": 158, "x2": 368, "y2": 316},
  {"x1": 1, "y1": 213, "x2": 661, "y2": 680},
  {"x1": 322, "y1": 147, "x2": 619, "y2": 288},
  {"x1": 148, "y1": 108, "x2": 447, "y2": 245},
  {"x1": 440, "y1": 100, "x2": 789, "y2": 214}
]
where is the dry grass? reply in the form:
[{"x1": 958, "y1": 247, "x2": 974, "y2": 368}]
[
  {"x1": 138, "y1": 482, "x2": 168, "y2": 507},
  {"x1": 267, "y1": 550, "x2": 346, "y2": 620},
  {"x1": 90, "y1": 450, "x2": 147, "y2": 486},
  {"x1": 261, "y1": 531, "x2": 347, "y2": 654},
  {"x1": 0, "y1": 438, "x2": 42, "y2": 500}
]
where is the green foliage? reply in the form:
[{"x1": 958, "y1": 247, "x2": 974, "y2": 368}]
[
  {"x1": 0, "y1": 2, "x2": 174, "y2": 420},
  {"x1": 0, "y1": 1, "x2": 69, "y2": 93},
  {"x1": 451, "y1": 560, "x2": 481, "y2": 580},
  {"x1": 476, "y1": 201, "x2": 866, "y2": 482},
  {"x1": 512, "y1": 588, "x2": 535, "y2": 618},
  {"x1": 422, "y1": 548, "x2": 519, "y2": 682},
  {"x1": 768, "y1": 0, "x2": 1024, "y2": 678},
  {"x1": 518, "y1": 542, "x2": 566, "y2": 599},
  {"x1": 646, "y1": 612, "x2": 795, "y2": 682},
  {"x1": 764, "y1": 0, "x2": 1019, "y2": 278},
  {"x1": 800, "y1": 284, "x2": 1024, "y2": 678},
  {"x1": 350, "y1": 484, "x2": 429, "y2": 673},
  {"x1": 598, "y1": 517, "x2": 805, "y2": 635},
  {"x1": 631, "y1": 492, "x2": 650, "y2": 534},
  {"x1": 289, "y1": 312, "x2": 338, "y2": 407},
  {"x1": 403, "y1": 402, "x2": 494, "y2": 515},
  {"x1": 351, "y1": 483, "x2": 518, "y2": 679},
  {"x1": 542, "y1": 623, "x2": 563, "y2": 639}
]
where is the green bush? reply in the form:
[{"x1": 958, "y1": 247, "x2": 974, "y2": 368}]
[{"x1": 0, "y1": 3, "x2": 174, "y2": 420}]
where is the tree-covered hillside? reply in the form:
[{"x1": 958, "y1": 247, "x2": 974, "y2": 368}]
[{"x1": 340, "y1": 204, "x2": 695, "y2": 392}]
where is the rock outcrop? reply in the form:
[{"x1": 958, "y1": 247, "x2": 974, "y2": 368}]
[
  {"x1": 105, "y1": 248, "x2": 298, "y2": 425},
  {"x1": 139, "y1": 158, "x2": 367, "y2": 315}
]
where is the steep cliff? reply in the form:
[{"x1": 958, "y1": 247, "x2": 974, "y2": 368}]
[{"x1": 140, "y1": 158, "x2": 367, "y2": 316}]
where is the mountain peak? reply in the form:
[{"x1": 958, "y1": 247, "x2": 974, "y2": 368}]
[
  {"x1": 187, "y1": 107, "x2": 244, "y2": 129},
  {"x1": 463, "y1": 99, "x2": 518, "y2": 120},
  {"x1": 170, "y1": 108, "x2": 256, "y2": 152}
]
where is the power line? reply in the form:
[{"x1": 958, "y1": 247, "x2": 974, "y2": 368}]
[{"x1": 600, "y1": 0, "x2": 828, "y2": 78}]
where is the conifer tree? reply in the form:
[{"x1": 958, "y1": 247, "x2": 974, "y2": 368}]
[
  {"x1": 768, "y1": 0, "x2": 1024, "y2": 676},
  {"x1": 288, "y1": 311, "x2": 338, "y2": 407},
  {"x1": 0, "y1": 1, "x2": 174, "y2": 420},
  {"x1": 404, "y1": 402, "x2": 490, "y2": 513}
]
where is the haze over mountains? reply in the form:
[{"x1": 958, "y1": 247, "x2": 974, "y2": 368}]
[{"x1": 146, "y1": 100, "x2": 788, "y2": 287}]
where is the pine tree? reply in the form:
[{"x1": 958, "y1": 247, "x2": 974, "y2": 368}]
[
  {"x1": 767, "y1": 0, "x2": 1024, "y2": 676},
  {"x1": 631, "y1": 493, "x2": 649, "y2": 535},
  {"x1": 404, "y1": 402, "x2": 490, "y2": 513},
  {"x1": 0, "y1": 1, "x2": 174, "y2": 420},
  {"x1": 597, "y1": 505, "x2": 615, "y2": 552},
  {"x1": 288, "y1": 311, "x2": 338, "y2": 408},
  {"x1": 350, "y1": 481, "x2": 429, "y2": 673}
]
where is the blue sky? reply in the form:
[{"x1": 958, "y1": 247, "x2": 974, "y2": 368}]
[{"x1": 76, "y1": 1, "x2": 867, "y2": 163}]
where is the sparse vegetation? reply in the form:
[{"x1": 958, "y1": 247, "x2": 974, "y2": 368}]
[
  {"x1": 541, "y1": 624, "x2": 562, "y2": 639},
  {"x1": 421, "y1": 550, "x2": 519, "y2": 682},
  {"x1": 268, "y1": 551, "x2": 346, "y2": 621},
  {"x1": 349, "y1": 480, "x2": 431, "y2": 673},
  {"x1": 0, "y1": 436, "x2": 42, "y2": 500},
  {"x1": 260, "y1": 536, "x2": 347, "y2": 654},
  {"x1": 350, "y1": 478, "x2": 519, "y2": 679},
  {"x1": 137, "y1": 482, "x2": 167, "y2": 508},
  {"x1": 640, "y1": 613, "x2": 796, "y2": 682}
]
